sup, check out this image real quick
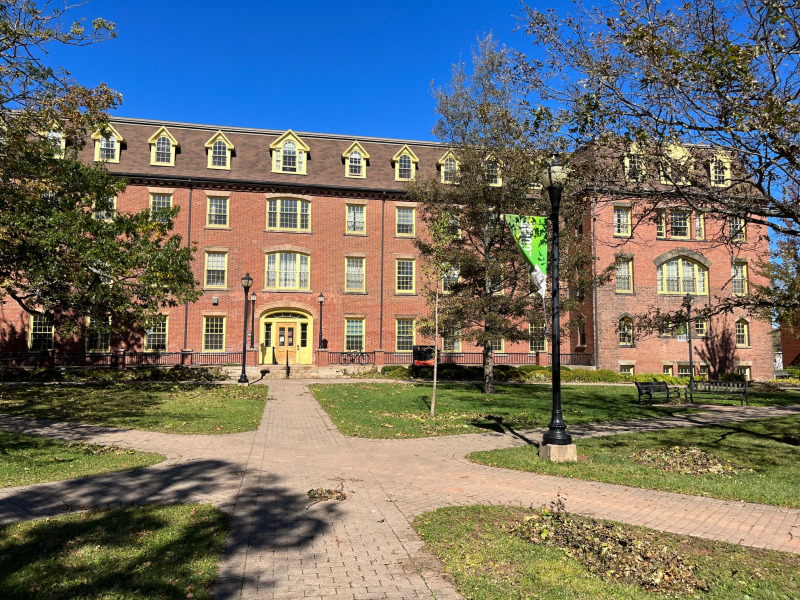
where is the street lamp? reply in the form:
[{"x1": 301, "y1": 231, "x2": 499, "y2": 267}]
[
  {"x1": 318, "y1": 293, "x2": 325, "y2": 349},
  {"x1": 539, "y1": 155, "x2": 572, "y2": 446},
  {"x1": 250, "y1": 292, "x2": 257, "y2": 349},
  {"x1": 684, "y1": 293, "x2": 695, "y2": 399},
  {"x1": 238, "y1": 273, "x2": 253, "y2": 384}
]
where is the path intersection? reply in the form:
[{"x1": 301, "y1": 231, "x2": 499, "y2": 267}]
[{"x1": 1, "y1": 379, "x2": 799, "y2": 599}]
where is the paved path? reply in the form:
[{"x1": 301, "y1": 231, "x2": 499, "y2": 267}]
[{"x1": 1, "y1": 380, "x2": 800, "y2": 599}]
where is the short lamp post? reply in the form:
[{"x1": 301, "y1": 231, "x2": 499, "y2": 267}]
[
  {"x1": 238, "y1": 273, "x2": 253, "y2": 384},
  {"x1": 318, "y1": 293, "x2": 325, "y2": 349},
  {"x1": 539, "y1": 155, "x2": 572, "y2": 446},
  {"x1": 684, "y1": 293, "x2": 695, "y2": 396},
  {"x1": 250, "y1": 292, "x2": 257, "y2": 349}
]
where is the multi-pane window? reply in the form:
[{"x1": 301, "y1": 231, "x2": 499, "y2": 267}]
[
  {"x1": 396, "y1": 259, "x2": 415, "y2": 293},
  {"x1": 396, "y1": 319, "x2": 414, "y2": 352},
  {"x1": 267, "y1": 198, "x2": 310, "y2": 230},
  {"x1": 151, "y1": 194, "x2": 172, "y2": 222},
  {"x1": 657, "y1": 257, "x2": 708, "y2": 295},
  {"x1": 663, "y1": 364, "x2": 673, "y2": 376},
  {"x1": 348, "y1": 151, "x2": 363, "y2": 177},
  {"x1": 487, "y1": 337, "x2": 504, "y2": 353},
  {"x1": 276, "y1": 140, "x2": 302, "y2": 172},
  {"x1": 620, "y1": 364, "x2": 634, "y2": 375},
  {"x1": 205, "y1": 252, "x2": 227, "y2": 288},
  {"x1": 626, "y1": 152, "x2": 644, "y2": 181},
  {"x1": 486, "y1": 161, "x2": 500, "y2": 185},
  {"x1": 730, "y1": 217, "x2": 746, "y2": 242},
  {"x1": 442, "y1": 157, "x2": 458, "y2": 183},
  {"x1": 618, "y1": 317, "x2": 633, "y2": 346},
  {"x1": 207, "y1": 197, "x2": 229, "y2": 227},
  {"x1": 735, "y1": 319, "x2": 749, "y2": 347},
  {"x1": 266, "y1": 252, "x2": 310, "y2": 290},
  {"x1": 203, "y1": 316, "x2": 225, "y2": 351},
  {"x1": 712, "y1": 158, "x2": 729, "y2": 186},
  {"x1": 694, "y1": 318, "x2": 708, "y2": 337},
  {"x1": 145, "y1": 316, "x2": 167, "y2": 352},
  {"x1": 443, "y1": 327, "x2": 461, "y2": 352},
  {"x1": 397, "y1": 154, "x2": 412, "y2": 180},
  {"x1": 345, "y1": 257, "x2": 365, "y2": 292},
  {"x1": 656, "y1": 210, "x2": 666, "y2": 238},
  {"x1": 346, "y1": 204, "x2": 365, "y2": 234},
  {"x1": 396, "y1": 207, "x2": 415, "y2": 236},
  {"x1": 615, "y1": 258, "x2": 633, "y2": 293},
  {"x1": 443, "y1": 268, "x2": 459, "y2": 294},
  {"x1": 737, "y1": 366, "x2": 751, "y2": 381},
  {"x1": 699, "y1": 364, "x2": 709, "y2": 379},
  {"x1": 732, "y1": 262, "x2": 748, "y2": 295},
  {"x1": 529, "y1": 322, "x2": 547, "y2": 353},
  {"x1": 29, "y1": 314, "x2": 54, "y2": 351},
  {"x1": 100, "y1": 136, "x2": 116, "y2": 161},
  {"x1": 577, "y1": 315, "x2": 587, "y2": 346},
  {"x1": 93, "y1": 197, "x2": 116, "y2": 221},
  {"x1": 678, "y1": 364, "x2": 692, "y2": 377},
  {"x1": 695, "y1": 213, "x2": 705, "y2": 239},
  {"x1": 211, "y1": 140, "x2": 228, "y2": 167},
  {"x1": 155, "y1": 136, "x2": 172, "y2": 164},
  {"x1": 345, "y1": 318, "x2": 364, "y2": 351},
  {"x1": 86, "y1": 317, "x2": 110, "y2": 352},
  {"x1": 613, "y1": 207, "x2": 631, "y2": 236},
  {"x1": 670, "y1": 211, "x2": 689, "y2": 238}
]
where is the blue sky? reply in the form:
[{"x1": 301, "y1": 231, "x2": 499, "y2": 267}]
[{"x1": 47, "y1": 0, "x2": 561, "y2": 141}]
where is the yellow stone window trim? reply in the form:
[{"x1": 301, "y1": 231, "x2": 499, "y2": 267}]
[
  {"x1": 392, "y1": 145, "x2": 419, "y2": 181},
  {"x1": 659, "y1": 144, "x2": 692, "y2": 186},
  {"x1": 144, "y1": 315, "x2": 168, "y2": 352},
  {"x1": 711, "y1": 152, "x2": 731, "y2": 187},
  {"x1": 91, "y1": 124, "x2": 124, "y2": 163},
  {"x1": 615, "y1": 257, "x2": 633, "y2": 293},
  {"x1": 396, "y1": 319, "x2": 415, "y2": 352},
  {"x1": 86, "y1": 316, "x2": 111, "y2": 353},
  {"x1": 624, "y1": 144, "x2": 645, "y2": 182},
  {"x1": 204, "y1": 131, "x2": 234, "y2": 170},
  {"x1": 529, "y1": 322, "x2": 547, "y2": 353},
  {"x1": 485, "y1": 155, "x2": 502, "y2": 187},
  {"x1": 203, "y1": 316, "x2": 226, "y2": 352},
  {"x1": 735, "y1": 319, "x2": 749, "y2": 347},
  {"x1": 342, "y1": 141, "x2": 370, "y2": 179},
  {"x1": 395, "y1": 258, "x2": 416, "y2": 294},
  {"x1": 613, "y1": 206, "x2": 632, "y2": 237},
  {"x1": 396, "y1": 206, "x2": 416, "y2": 237},
  {"x1": 270, "y1": 130, "x2": 310, "y2": 175},
  {"x1": 206, "y1": 196, "x2": 229, "y2": 228},
  {"x1": 204, "y1": 251, "x2": 228, "y2": 289},
  {"x1": 147, "y1": 126, "x2": 179, "y2": 166},
  {"x1": 344, "y1": 318, "x2": 365, "y2": 351},
  {"x1": 29, "y1": 314, "x2": 54, "y2": 351},
  {"x1": 344, "y1": 257, "x2": 366, "y2": 292},
  {"x1": 265, "y1": 252, "x2": 310, "y2": 290},
  {"x1": 42, "y1": 129, "x2": 66, "y2": 159},
  {"x1": 267, "y1": 198, "x2": 311, "y2": 231},
  {"x1": 438, "y1": 150, "x2": 460, "y2": 184},
  {"x1": 732, "y1": 261, "x2": 748, "y2": 296}
]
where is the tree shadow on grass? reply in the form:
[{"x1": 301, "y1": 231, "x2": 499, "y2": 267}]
[{"x1": 0, "y1": 461, "x2": 338, "y2": 599}]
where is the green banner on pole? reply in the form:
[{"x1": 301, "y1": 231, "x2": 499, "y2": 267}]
[{"x1": 505, "y1": 214, "x2": 547, "y2": 297}]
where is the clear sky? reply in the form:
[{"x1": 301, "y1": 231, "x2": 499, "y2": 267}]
[{"x1": 46, "y1": 0, "x2": 558, "y2": 141}]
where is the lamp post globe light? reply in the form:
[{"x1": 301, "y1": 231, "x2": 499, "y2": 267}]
[
  {"x1": 538, "y1": 155, "x2": 573, "y2": 447},
  {"x1": 318, "y1": 293, "x2": 325, "y2": 349},
  {"x1": 238, "y1": 273, "x2": 253, "y2": 384},
  {"x1": 250, "y1": 292, "x2": 257, "y2": 349}
]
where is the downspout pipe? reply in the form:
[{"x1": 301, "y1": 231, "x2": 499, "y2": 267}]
[{"x1": 183, "y1": 181, "x2": 193, "y2": 350}]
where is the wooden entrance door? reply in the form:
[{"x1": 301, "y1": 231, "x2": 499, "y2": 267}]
[{"x1": 275, "y1": 322, "x2": 297, "y2": 365}]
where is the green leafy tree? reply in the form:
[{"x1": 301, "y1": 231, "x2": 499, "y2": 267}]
[
  {"x1": 0, "y1": 1, "x2": 200, "y2": 336},
  {"x1": 520, "y1": 0, "x2": 800, "y2": 326},
  {"x1": 410, "y1": 37, "x2": 591, "y2": 393}
]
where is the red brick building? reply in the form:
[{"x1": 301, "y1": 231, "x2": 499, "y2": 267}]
[{"x1": 0, "y1": 117, "x2": 774, "y2": 379}]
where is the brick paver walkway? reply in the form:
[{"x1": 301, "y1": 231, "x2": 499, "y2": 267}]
[{"x1": 1, "y1": 379, "x2": 800, "y2": 599}]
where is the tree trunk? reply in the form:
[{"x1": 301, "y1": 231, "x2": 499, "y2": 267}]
[
  {"x1": 430, "y1": 290, "x2": 438, "y2": 416},
  {"x1": 483, "y1": 342, "x2": 495, "y2": 393}
]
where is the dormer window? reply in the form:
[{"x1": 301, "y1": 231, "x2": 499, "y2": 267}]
[
  {"x1": 486, "y1": 159, "x2": 501, "y2": 186},
  {"x1": 147, "y1": 126, "x2": 179, "y2": 166},
  {"x1": 91, "y1": 124, "x2": 124, "y2": 163},
  {"x1": 660, "y1": 145, "x2": 691, "y2": 186},
  {"x1": 438, "y1": 150, "x2": 459, "y2": 184},
  {"x1": 44, "y1": 131, "x2": 65, "y2": 158},
  {"x1": 270, "y1": 130, "x2": 309, "y2": 175},
  {"x1": 624, "y1": 147, "x2": 645, "y2": 182},
  {"x1": 711, "y1": 153, "x2": 731, "y2": 187},
  {"x1": 204, "y1": 131, "x2": 234, "y2": 170},
  {"x1": 392, "y1": 145, "x2": 419, "y2": 181},
  {"x1": 343, "y1": 141, "x2": 369, "y2": 179}
]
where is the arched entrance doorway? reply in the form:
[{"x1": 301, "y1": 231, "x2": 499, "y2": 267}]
[{"x1": 259, "y1": 309, "x2": 313, "y2": 365}]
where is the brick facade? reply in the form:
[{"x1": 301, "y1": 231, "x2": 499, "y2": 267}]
[{"x1": 0, "y1": 117, "x2": 775, "y2": 379}]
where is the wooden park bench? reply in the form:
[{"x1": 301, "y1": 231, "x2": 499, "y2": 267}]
[
  {"x1": 685, "y1": 380, "x2": 748, "y2": 406},
  {"x1": 634, "y1": 381, "x2": 682, "y2": 404}
]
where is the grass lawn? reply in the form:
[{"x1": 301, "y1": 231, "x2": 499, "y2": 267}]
[
  {"x1": 0, "y1": 431, "x2": 165, "y2": 488},
  {"x1": 310, "y1": 382, "x2": 705, "y2": 438},
  {"x1": 0, "y1": 383, "x2": 268, "y2": 434},
  {"x1": 470, "y1": 414, "x2": 800, "y2": 508},
  {"x1": 0, "y1": 504, "x2": 228, "y2": 599},
  {"x1": 414, "y1": 504, "x2": 800, "y2": 600}
]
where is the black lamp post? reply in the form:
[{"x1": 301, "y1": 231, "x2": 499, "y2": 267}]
[
  {"x1": 318, "y1": 293, "x2": 325, "y2": 349},
  {"x1": 539, "y1": 155, "x2": 572, "y2": 446},
  {"x1": 250, "y1": 292, "x2": 257, "y2": 349},
  {"x1": 684, "y1": 293, "x2": 695, "y2": 396},
  {"x1": 238, "y1": 273, "x2": 253, "y2": 384}
]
